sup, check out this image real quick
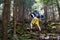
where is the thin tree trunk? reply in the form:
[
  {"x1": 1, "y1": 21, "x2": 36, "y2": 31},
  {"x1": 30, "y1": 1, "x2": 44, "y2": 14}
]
[
  {"x1": 18, "y1": 0, "x2": 22, "y2": 22},
  {"x1": 19, "y1": 5, "x2": 24, "y2": 22},
  {"x1": 22, "y1": 0, "x2": 25, "y2": 24},
  {"x1": 52, "y1": 5, "x2": 55, "y2": 21},
  {"x1": 18, "y1": 0, "x2": 24, "y2": 24},
  {"x1": 44, "y1": 3, "x2": 48, "y2": 22},
  {"x1": 2, "y1": 0, "x2": 10, "y2": 40},
  {"x1": 13, "y1": 0, "x2": 18, "y2": 40},
  {"x1": 56, "y1": 0, "x2": 60, "y2": 21}
]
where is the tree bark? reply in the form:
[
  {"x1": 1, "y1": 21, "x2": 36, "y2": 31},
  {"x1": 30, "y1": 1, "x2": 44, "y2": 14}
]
[
  {"x1": 56, "y1": 0, "x2": 60, "y2": 21},
  {"x1": 18, "y1": 0, "x2": 24, "y2": 24},
  {"x1": 13, "y1": 0, "x2": 18, "y2": 40},
  {"x1": 2, "y1": 0, "x2": 10, "y2": 40},
  {"x1": 44, "y1": 3, "x2": 48, "y2": 22},
  {"x1": 52, "y1": 5, "x2": 55, "y2": 21}
]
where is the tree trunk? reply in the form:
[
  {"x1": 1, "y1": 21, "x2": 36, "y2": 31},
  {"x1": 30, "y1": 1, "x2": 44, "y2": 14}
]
[
  {"x1": 2, "y1": 0, "x2": 10, "y2": 40},
  {"x1": 52, "y1": 5, "x2": 55, "y2": 21},
  {"x1": 19, "y1": 5, "x2": 24, "y2": 22},
  {"x1": 44, "y1": 3, "x2": 48, "y2": 22},
  {"x1": 18, "y1": 0, "x2": 24, "y2": 24},
  {"x1": 56, "y1": 0, "x2": 60, "y2": 21},
  {"x1": 13, "y1": 0, "x2": 18, "y2": 40}
]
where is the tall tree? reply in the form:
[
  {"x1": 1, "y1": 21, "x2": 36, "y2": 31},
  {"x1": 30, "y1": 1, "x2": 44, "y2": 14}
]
[
  {"x1": 52, "y1": 5, "x2": 55, "y2": 21},
  {"x1": 40, "y1": 0, "x2": 48, "y2": 22},
  {"x1": 56, "y1": 0, "x2": 60, "y2": 21},
  {"x1": 51, "y1": 0, "x2": 55, "y2": 21},
  {"x1": 2, "y1": 0, "x2": 10, "y2": 40},
  {"x1": 44, "y1": 3, "x2": 48, "y2": 22},
  {"x1": 40, "y1": 0, "x2": 58, "y2": 22},
  {"x1": 13, "y1": 0, "x2": 18, "y2": 40},
  {"x1": 17, "y1": 0, "x2": 35, "y2": 23},
  {"x1": 17, "y1": 0, "x2": 24, "y2": 24}
]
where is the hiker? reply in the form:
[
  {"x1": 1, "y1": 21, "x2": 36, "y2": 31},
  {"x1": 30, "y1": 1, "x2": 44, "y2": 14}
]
[{"x1": 30, "y1": 10, "x2": 41, "y2": 31}]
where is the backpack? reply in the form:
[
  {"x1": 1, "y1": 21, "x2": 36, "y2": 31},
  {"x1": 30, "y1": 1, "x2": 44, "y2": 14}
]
[
  {"x1": 41, "y1": 15, "x2": 45, "y2": 20},
  {"x1": 33, "y1": 10, "x2": 40, "y2": 18}
]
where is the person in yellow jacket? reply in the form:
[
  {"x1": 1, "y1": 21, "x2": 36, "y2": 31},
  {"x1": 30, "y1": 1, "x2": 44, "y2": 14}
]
[{"x1": 30, "y1": 14, "x2": 41, "y2": 31}]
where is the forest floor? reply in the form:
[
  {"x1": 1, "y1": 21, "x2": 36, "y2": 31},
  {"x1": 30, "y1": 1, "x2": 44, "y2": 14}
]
[
  {"x1": 15, "y1": 22, "x2": 60, "y2": 40},
  {"x1": 0, "y1": 21, "x2": 60, "y2": 40}
]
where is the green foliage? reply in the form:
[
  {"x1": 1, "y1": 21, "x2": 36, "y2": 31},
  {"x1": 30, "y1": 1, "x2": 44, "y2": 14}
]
[
  {"x1": 16, "y1": 25, "x2": 31, "y2": 40},
  {"x1": 32, "y1": 0, "x2": 41, "y2": 10},
  {"x1": 17, "y1": 33, "x2": 32, "y2": 40},
  {"x1": 41, "y1": 22, "x2": 51, "y2": 33},
  {"x1": 40, "y1": 0, "x2": 58, "y2": 5},
  {"x1": 40, "y1": 0, "x2": 54, "y2": 3},
  {"x1": 40, "y1": 0, "x2": 48, "y2": 3},
  {"x1": 18, "y1": 0, "x2": 35, "y2": 10}
]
